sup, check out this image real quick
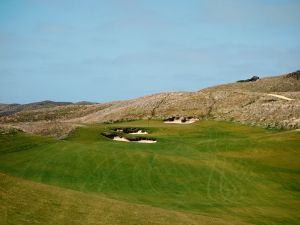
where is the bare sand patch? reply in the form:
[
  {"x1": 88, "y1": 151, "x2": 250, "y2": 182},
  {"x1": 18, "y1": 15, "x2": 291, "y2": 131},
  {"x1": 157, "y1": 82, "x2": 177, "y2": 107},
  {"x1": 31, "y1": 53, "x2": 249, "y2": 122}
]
[{"x1": 267, "y1": 94, "x2": 293, "y2": 101}]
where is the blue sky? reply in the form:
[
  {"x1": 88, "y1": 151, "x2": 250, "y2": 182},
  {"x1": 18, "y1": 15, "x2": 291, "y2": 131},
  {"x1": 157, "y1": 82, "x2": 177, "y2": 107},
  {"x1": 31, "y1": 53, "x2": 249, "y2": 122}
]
[{"x1": 0, "y1": 0, "x2": 299, "y2": 103}]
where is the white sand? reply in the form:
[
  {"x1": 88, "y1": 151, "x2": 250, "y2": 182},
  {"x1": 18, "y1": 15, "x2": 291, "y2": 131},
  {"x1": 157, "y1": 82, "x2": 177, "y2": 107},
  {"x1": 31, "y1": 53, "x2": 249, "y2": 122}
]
[
  {"x1": 136, "y1": 140, "x2": 157, "y2": 143},
  {"x1": 113, "y1": 136, "x2": 130, "y2": 142},
  {"x1": 164, "y1": 118, "x2": 199, "y2": 124},
  {"x1": 129, "y1": 130, "x2": 148, "y2": 135},
  {"x1": 112, "y1": 136, "x2": 156, "y2": 144},
  {"x1": 267, "y1": 94, "x2": 293, "y2": 101}
]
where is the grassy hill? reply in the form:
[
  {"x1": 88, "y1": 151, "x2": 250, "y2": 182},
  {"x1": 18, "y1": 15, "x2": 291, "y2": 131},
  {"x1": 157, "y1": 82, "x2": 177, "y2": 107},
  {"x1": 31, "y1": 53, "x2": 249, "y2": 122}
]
[
  {"x1": 1, "y1": 120, "x2": 299, "y2": 225},
  {"x1": 202, "y1": 71, "x2": 300, "y2": 93},
  {"x1": 0, "y1": 100, "x2": 74, "y2": 117},
  {"x1": 0, "y1": 71, "x2": 299, "y2": 138}
]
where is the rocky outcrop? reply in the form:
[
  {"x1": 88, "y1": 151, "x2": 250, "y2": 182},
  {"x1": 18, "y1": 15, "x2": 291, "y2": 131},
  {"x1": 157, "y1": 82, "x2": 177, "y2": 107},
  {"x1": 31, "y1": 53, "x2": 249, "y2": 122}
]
[
  {"x1": 237, "y1": 76, "x2": 260, "y2": 83},
  {"x1": 286, "y1": 70, "x2": 300, "y2": 80}
]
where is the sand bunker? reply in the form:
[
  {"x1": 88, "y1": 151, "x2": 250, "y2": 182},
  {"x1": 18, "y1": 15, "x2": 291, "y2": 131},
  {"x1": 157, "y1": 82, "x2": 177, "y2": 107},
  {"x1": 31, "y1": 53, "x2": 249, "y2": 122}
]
[
  {"x1": 112, "y1": 136, "x2": 156, "y2": 144},
  {"x1": 136, "y1": 139, "x2": 157, "y2": 143},
  {"x1": 114, "y1": 128, "x2": 148, "y2": 134},
  {"x1": 164, "y1": 117, "x2": 199, "y2": 124},
  {"x1": 129, "y1": 130, "x2": 148, "y2": 135},
  {"x1": 267, "y1": 94, "x2": 293, "y2": 101},
  {"x1": 113, "y1": 136, "x2": 130, "y2": 142},
  {"x1": 103, "y1": 128, "x2": 156, "y2": 144}
]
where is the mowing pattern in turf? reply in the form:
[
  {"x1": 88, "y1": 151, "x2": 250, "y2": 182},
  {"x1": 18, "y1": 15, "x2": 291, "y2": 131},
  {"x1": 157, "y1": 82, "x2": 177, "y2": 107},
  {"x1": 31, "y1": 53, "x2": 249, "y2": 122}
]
[{"x1": 0, "y1": 120, "x2": 300, "y2": 225}]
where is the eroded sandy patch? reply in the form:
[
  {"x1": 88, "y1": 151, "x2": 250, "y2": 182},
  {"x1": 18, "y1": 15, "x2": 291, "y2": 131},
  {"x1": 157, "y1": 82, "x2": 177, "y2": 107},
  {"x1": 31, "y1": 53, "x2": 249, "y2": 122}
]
[{"x1": 267, "y1": 94, "x2": 293, "y2": 101}]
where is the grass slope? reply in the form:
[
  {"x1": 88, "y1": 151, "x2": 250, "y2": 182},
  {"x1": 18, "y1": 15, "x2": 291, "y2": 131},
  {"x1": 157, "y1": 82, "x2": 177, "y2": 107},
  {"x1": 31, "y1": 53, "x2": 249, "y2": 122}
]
[
  {"x1": 1, "y1": 120, "x2": 300, "y2": 225},
  {"x1": 1, "y1": 173, "x2": 241, "y2": 225}
]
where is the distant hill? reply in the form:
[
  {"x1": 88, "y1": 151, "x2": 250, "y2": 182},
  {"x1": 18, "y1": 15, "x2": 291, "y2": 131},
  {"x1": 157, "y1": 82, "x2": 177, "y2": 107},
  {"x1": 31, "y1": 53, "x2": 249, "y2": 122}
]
[
  {"x1": 0, "y1": 100, "x2": 97, "y2": 117},
  {"x1": 0, "y1": 71, "x2": 299, "y2": 137}
]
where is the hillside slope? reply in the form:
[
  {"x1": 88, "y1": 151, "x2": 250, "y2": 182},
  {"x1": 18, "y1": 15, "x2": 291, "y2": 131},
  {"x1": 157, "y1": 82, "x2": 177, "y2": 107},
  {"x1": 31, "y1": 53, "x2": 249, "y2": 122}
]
[
  {"x1": 1, "y1": 173, "x2": 248, "y2": 225},
  {"x1": 0, "y1": 100, "x2": 74, "y2": 117},
  {"x1": 0, "y1": 71, "x2": 299, "y2": 137},
  {"x1": 71, "y1": 71, "x2": 300, "y2": 129},
  {"x1": 202, "y1": 71, "x2": 300, "y2": 93}
]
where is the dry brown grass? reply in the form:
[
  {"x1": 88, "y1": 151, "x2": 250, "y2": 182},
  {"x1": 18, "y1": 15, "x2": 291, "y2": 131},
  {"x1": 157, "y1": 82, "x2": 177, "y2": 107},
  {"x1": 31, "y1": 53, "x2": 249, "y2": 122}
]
[
  {"x1": 202, "y1": 73, "x2": 300, "y2": 93},
  {"x1": 0, "y1": 72, "x2": 299, "y2": 137}
]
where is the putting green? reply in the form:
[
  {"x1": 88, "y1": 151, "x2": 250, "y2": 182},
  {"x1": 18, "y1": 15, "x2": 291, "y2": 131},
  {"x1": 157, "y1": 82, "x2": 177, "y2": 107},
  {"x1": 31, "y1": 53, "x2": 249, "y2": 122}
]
[{"x1": 0, "y1": 120, "x2": 300, "y2": 225}]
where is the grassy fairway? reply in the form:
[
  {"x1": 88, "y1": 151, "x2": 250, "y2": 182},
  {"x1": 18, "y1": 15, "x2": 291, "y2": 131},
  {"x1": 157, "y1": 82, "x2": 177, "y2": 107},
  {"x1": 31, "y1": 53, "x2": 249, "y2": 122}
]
[
  {"x1": 0, "y1": 120, "x2": 300, "y2": 225},
  {"x1": 0, "y1": 173, "x2": 248, "y2": 225}
]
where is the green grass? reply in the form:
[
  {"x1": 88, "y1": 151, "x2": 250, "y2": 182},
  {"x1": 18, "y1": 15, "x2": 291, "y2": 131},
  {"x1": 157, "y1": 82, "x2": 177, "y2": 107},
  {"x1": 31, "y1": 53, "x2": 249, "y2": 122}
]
[
  {"x1": 1, "y1": 120, "x2": 300, "y2": 225},
  {"x1": 0, "y1": 173, "x2": 244, "y2": 225}
]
